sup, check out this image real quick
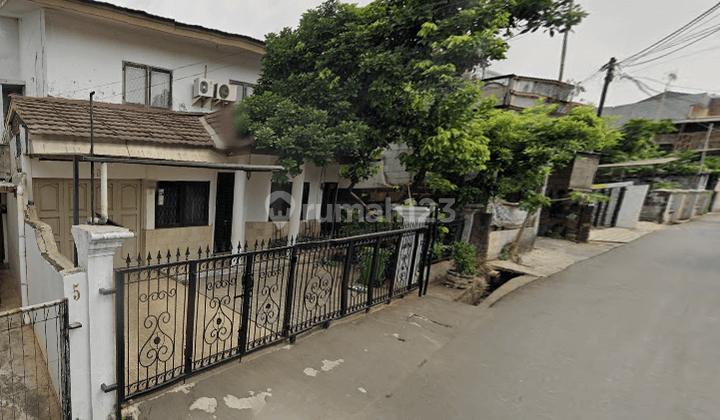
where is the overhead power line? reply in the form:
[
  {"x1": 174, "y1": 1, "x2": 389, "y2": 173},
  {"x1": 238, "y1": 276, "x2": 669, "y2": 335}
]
[{"x1": 620, "y1": 1, "x2": 720, "y2": 67}]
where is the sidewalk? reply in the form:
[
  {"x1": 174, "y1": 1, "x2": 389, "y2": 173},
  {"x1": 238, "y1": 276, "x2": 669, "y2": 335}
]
[
  {"x1": 126, "y1": 221, "x2": 670, "y2": 419},
  {"x1": 125, "y1": 295, "x2": 482, "y2": 420}
]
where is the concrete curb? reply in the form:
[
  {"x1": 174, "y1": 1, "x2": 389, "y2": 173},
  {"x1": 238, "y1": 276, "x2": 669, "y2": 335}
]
[
  {"x1": 478, "y1": 224, "x2": 671, "y2": 309},
  {"x1": 478, "y1": 274, "x2": 539, "y2": 308}
]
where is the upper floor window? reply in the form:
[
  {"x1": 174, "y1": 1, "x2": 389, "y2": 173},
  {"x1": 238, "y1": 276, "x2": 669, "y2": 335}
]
[
  {"x1": 123, "y1": 62, "x2": 172, "y2": 108},
  {"x1": 229, "y1": 80, "x2": 255, "y2": 102}
]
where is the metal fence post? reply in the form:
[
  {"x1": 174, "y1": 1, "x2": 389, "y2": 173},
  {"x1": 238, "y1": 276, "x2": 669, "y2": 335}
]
[
  {"x1": 183, "y1": 262, "x2": 198, "y2": 374},
  {"x1": 340, "y1": 240, "x2": 354, "y2": 316},
  {"x1": 238, "y1": 253, "x2": 255, "y2": 354},
  {"x1": 60, "y1": 299, "x2": 72, "y2": 420},
  {"x1": 421, "y1": 209, "x2": 438, "y2": 296},
  {"x1": 611, "y1": 187, "x2": 627, "y2": 227},
  {"x1": 282, "y1": 245, "x2": 299, "y2": 338},
  {"x1": 386, "y1": 232, "x2": 402, "y2": 303},
  {"x1": 366, "y1": 236, "x2": 382, "y2": 311},
  {"x1": 407, "y1": 230, "x2": 421, "y2": 293},
  {"x1": 114, "y1": 271, "x2": 125, "y2": 420}
]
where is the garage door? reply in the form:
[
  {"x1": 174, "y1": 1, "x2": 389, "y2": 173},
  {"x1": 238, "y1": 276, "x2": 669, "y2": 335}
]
[{"x1": 33, "y1": 179, "x2": 142, "y2": 267}]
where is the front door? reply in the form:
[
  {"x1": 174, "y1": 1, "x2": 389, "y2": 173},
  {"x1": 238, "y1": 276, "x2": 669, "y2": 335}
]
[{"x1": 213, "y1": 173, "x2": 235, "y2": 253}]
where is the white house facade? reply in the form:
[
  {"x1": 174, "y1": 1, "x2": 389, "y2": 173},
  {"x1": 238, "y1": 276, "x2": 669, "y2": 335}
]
[{"x1": 0, "y1": 0, "x2": 344, "y2": 302}]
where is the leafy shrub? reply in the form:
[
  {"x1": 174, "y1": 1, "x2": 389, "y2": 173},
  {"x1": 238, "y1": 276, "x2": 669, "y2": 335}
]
[
  {"x1": 451, "y1": 241, "x2": 477, "y2": 276},
  {"x1": 359, "y1": 247, "x2": 394, "y2": 285},
  {"x1": 653, "y1": 181, "x2": 683, "y2": 190}
]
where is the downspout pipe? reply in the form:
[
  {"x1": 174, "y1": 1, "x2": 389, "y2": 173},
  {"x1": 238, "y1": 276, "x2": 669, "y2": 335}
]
[
  {"x1": 90, "y1": 91, "x2": 95, "y2": 225},
  {"x1": 16, "y1": 184, "x2": 28, "y2": 307}
]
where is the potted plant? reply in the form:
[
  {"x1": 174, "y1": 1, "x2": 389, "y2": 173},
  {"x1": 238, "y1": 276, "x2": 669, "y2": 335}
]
[{"x1": 445, "y1": 241, "x2": 478, "y2": 289}]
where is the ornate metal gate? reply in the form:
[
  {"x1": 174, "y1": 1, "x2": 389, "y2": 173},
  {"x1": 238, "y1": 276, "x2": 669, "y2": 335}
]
[{"x1": 114, "y1": 225, "x2": 431, "y2": 402}]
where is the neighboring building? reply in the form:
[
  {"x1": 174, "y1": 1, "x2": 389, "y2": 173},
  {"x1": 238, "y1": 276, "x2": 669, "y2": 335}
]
[
  {"x1": 480, "y1": 74, "x2": 582, "y2": 116},
  {"x1": 602, "y1": 91, "x2": 720, "y2": 153},
  {"x1": 654, "y1": 118, "x2": 720, "y2": 153},
  {"x1": 0, "y1": 0, "x2": 345, "y2": 283},
  {"x1": 603, "y1": 91, "x2": 714, "y2": 127}
]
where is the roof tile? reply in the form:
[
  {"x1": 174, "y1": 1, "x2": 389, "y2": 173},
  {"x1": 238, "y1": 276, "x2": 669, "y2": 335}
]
[{"x1": 10, "y1": 95, "x2": 215, "y2": 148}]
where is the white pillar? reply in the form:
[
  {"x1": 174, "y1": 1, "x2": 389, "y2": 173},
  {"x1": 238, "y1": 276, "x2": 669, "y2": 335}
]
[
  {"x1": 288, "y1": 169, "x2": 305, "y2": 240},
  {"x1": 71, "y1": 225, "x2": 134, "y2": 420},
  {"x1": 712, "y1": 183, "x2": 720, "y2": 212},
  {"x1": 231, "y1": 170, "x2": 247, "y2": 252},
  {"x1": 16, "y1": 184, "x2": 28, "y2": 307},
  {"x1": 100, "y1": 162, "x2": 108, "y2": 220}
]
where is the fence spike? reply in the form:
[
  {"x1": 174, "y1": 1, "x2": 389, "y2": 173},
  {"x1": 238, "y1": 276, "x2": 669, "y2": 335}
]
[
  {"x1": 176, "y1": 248, "x2": 181, "y2": 262},
  {"x1": 185, "y1": 247, "x2": 190, "y2": 261},
  {"x1": 254, "y1": 240, "x2": 258, "y2": 251},
  {"x1": 198, "y1": 247, "x2": 203, "y2": 259},
  {"x1": 238, "y1": 241, "x2": 243, "y2": 253},
  {"x1": 244, "y1": 241, "x2": 249, "y2": 252},
  {"x1": 147, "y1": 252, "x2": 152, "y2": 266},
  {"x1": 166, "y1": 250, "x2": 172, "y2": 263},
  {"x1": 206, "y1": 245, "x2": 211, "y2": 258},
  {"x1": 137, "y1": 252, "x2": 142, "y2": 267},
  {"x1": 126, "y1": 253, "x2": 131, "y2": 268},
  {"x1": 157, "y1": 250, "x2": 162, "y2": 264},
  {"x1": 260, "y1": 239, "x2": 265, "y2": 250}
]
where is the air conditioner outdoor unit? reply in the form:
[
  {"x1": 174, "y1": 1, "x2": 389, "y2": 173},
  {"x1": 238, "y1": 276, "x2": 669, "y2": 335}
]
[
  {"x1": 193, "y1": 78, "x2": 214, "y2": 99},
  {"x1": 215, "y1": 83, "x2": 237, "y2": 102}
]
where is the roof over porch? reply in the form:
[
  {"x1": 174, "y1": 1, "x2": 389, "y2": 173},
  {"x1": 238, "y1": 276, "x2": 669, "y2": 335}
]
[{"x1": 5, "y1": 95, "x2": 275, "y2": 169}]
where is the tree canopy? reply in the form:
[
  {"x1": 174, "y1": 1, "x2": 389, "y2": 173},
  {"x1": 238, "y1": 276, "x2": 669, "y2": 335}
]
[
  {"x1": 236, "y1": 0, "x2": 588, "y2": 198},
  {"x1": 448, "y1": 104, "x2": 620, "y2": 212}
]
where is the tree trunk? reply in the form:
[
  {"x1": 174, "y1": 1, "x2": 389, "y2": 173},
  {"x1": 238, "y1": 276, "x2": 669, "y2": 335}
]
[
  {"x1": 508, "y1": 211, "x2": 531, "y2": 263},
  {"x1": 346, "y1": 181, "x2": 370, "y2": 213}
]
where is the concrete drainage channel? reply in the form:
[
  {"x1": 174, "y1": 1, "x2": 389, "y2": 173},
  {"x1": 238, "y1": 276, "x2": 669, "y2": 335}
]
[{"x1": 450, "y1": 267, "x2": 527, "y2": 307}]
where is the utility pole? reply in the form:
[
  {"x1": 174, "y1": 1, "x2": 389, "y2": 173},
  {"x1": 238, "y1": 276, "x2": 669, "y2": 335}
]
[
  {"x1": 699, "y1": 122, "x2": 713, "y2": 175},
  {"x1": 597, "y1": 57, "x2": 617, "y2": 117},
  {"x1": 558, "y1": 30, "x2": 569, "y2": 82}
]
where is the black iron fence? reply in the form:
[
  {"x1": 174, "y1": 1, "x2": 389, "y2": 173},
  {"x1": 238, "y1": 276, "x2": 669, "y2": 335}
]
[
  {"x1": 0, "y1": 299, "x2": 71, "y2": 420},
  {"x1": 592, "y1": 187, "x2": 627, "y2": 227},
  {"x1": 114, "y1": 224, "x2": 431, "y2": 403}
]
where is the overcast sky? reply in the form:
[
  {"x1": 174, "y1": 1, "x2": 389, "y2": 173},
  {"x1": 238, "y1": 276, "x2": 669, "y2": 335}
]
[{"x1": 110, "y1": 0, "x2": 720, "y2": 108}]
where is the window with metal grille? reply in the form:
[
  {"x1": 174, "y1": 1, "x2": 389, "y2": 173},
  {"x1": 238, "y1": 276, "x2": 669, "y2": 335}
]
[
  {"x1": 156, "y1": 181, "x2": 209, "y2": 228},
  {"x1": 229, "y1": 80, "x2": 255, "y2": 102},
  {"x1": 123, "y1": 62, "x2": 172, "y2": 108}
]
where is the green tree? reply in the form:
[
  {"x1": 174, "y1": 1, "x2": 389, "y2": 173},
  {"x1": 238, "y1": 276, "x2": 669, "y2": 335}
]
[
  {"x1": 437, "y1": 104, "x2": 620, "y2": 213},
  {"x1": 236, "y1": 0, "x2": 587, "y2": 203},
  {"x1": 601, "y1": 118, "x2": 676, "y2": 164}
]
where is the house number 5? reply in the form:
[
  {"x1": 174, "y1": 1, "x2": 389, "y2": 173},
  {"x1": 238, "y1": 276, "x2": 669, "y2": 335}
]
[{"x1": 73, "y1": 284, "x2": 80, "y2": 300}]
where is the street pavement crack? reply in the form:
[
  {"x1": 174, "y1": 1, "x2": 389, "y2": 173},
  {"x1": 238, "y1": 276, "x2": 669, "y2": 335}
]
[{"x1": 408, "y1": 313, "x2": 453, "y2": 328}]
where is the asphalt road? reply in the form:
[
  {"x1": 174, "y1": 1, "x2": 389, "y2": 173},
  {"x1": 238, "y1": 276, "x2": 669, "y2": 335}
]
[
  {"x1": 135, "y1": 214, "x2": 720, "y2": 420},
  {"x1": 382, "y1": 213, "x2": 720, "y2": 420}
]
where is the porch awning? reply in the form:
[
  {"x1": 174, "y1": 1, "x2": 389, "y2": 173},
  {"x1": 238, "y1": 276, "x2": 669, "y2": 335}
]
[{"x1": 82, "y1": 156, "x2": 283, "y2": 172}]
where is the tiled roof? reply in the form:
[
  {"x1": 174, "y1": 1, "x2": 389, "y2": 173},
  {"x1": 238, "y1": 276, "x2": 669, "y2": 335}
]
[{"x1": 8, "y1": 95, "x2": 215, "y2": 147}]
